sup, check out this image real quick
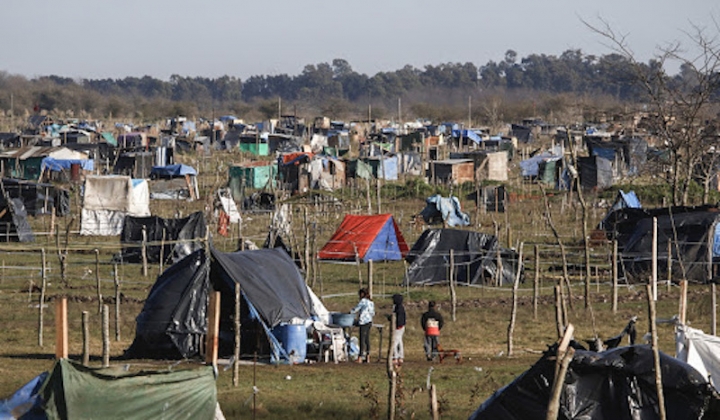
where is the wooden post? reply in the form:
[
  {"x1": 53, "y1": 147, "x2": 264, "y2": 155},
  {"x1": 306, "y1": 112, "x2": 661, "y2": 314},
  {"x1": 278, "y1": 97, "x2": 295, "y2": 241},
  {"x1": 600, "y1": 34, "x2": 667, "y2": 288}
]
[
  {"x1": 376, "y1": 176, "x2": 382, "y2": 215},
  {"x1": 712, "y1": 283, "x2": 717, "y2": 336},
  {"x1": 95, "y1": 249, "x2": 102, "y2": 314},
  {"x1": 159, "y1": 228, "x2": 166, "y2": 275},
  {"x1": 667, "y1": 240, "x2": 672, "y2": 292},
  {"x1": 507, "y1": 243, "x2": 524, "y2": 357},
  {"x1": 387, "y1": 313, "x2": 397, "y2": 420},
  {"x1": 355, "y1": 245, "x2": 363, "y2": 289},
  {"x1": 533, "y1": 245, "x2": 539, "y2": 320},
  {"x1": 38, "y1": 249, "x2": 47, "y2": 347},
  {"x1": 679, "y1": 280, "x2": 688, "y2": 325},
  {"x1": 368, "y1": 260, "x2": 374, "y2": 299},
  {"x1": 141, "y1": 226, "x2": 148, "y2": 277},
  {"x1": 429, "y1": 384, "x2": 439, "y2": 420},
  {"x1": 102, "y1": 304, "x2": 110, "y2": 367},
  {"x1": 646, "y1": 284, "x2": 667, "y2": 420},
  {"x1": 652, "y1": 217, "x2": 658, "y2": 301},
  {"x1": 206, "y1": 291, "x2": 221, "y2": 366},
  {"x1": 546, "y1": 347, "x2": 575, "y2": 420},
  {"x1": 233, "y1": 282, "x2": 241, "y2": 387},
  {"x1": 55, "y1": 297, "x2": 68, "y2": 359},
  {"x1": 612, "y1": 240, "x2": 618, "y2": 313},
  {"x1": 366, "y1": 177, "x2": 372, "y2": 214},
  {"x1": 449, "y1": 249, "x2": 456, "y2": 322},
  {"x1": 114, "y1": 263, "x2": 120, "y2": 341},
  {"x1": 554, "y1": 284, "x2": 563, "y2": 339},
  {"x1": 82, "y1": 311, "x2": 90, "y2": 366}
]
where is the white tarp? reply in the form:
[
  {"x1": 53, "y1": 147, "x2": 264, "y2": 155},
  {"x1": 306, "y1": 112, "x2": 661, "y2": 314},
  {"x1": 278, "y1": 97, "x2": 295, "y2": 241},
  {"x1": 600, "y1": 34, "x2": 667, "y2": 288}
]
[
  {"x1": 81, "y1": 176, "x2": 150, "y2": 236},
  {"x1": 676, "y1": 324, "x2": 720, "y2": 392}
]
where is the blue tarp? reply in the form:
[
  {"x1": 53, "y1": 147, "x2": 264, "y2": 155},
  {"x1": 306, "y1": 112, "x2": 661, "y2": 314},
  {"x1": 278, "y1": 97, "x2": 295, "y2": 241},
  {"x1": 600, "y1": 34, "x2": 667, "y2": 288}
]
[
  {"x1": 451, "y1": 129, "x2": 483, "y2": 144},
  {"x1": 41, "y1": 157, "x2": 94, "y2": 172},
  {"x1": 420, "y1": 195, "x2": 471, "y2": 227},
  {"x1": 613, "y1": 190, "x2": 641, "y2": 211},
  {"x1": 381, "y1": 156, "x2": 398, "y2": 181},
  {"x1": 520, "y1": 152, "x2": 558, "y2": 177},
  {"x1": 365, "y1": 217, "x2": 407, "y2": 261},
  {"x1": 150, "y1": 164, "x2": 197, "y2": 178}
]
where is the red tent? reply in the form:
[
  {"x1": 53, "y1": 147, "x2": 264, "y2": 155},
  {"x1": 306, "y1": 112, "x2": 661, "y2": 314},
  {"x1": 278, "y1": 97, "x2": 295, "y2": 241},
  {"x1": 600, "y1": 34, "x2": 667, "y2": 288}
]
[{"x1": 317, "y1": 214, "x2": 409, "y2": 262}]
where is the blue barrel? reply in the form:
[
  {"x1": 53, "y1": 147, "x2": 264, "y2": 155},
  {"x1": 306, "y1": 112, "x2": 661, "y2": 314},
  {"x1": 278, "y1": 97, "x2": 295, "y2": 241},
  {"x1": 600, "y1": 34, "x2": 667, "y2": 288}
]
[{"x1": 272, "y1": 324, "x2": 307, "y2": 364}]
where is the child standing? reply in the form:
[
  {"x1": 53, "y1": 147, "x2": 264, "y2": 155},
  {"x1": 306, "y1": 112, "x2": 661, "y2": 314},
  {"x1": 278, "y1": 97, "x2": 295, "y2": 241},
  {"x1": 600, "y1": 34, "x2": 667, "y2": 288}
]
[
  {"x1": 421, "y1": 301, "x2": 444, "y2": 361},
  {"x1": 351, "y1": 288, "x2": 374, "y2": 363}
]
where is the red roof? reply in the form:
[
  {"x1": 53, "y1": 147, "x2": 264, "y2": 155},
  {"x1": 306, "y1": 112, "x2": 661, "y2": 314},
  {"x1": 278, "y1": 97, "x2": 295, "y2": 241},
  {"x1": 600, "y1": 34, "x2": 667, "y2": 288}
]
[{"x1": 317, "y1": 214, "x2": 409, "y2": 261}]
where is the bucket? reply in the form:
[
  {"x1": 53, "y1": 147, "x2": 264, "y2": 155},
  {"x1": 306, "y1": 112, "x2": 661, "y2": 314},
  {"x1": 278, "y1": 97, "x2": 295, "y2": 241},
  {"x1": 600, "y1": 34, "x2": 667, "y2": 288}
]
[
  {"x1": 331, "y1": 313, "x2": 355, "y2": 327},
  {"x1": 271, "y1": 324, "x2": 307, "y2": 364}
]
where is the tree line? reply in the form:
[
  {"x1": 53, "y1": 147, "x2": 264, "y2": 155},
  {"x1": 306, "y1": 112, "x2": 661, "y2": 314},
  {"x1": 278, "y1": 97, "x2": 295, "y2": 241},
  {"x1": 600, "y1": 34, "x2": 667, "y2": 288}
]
[{"x1": 0, "y1": 49, "x2": 714, "y2": 124}]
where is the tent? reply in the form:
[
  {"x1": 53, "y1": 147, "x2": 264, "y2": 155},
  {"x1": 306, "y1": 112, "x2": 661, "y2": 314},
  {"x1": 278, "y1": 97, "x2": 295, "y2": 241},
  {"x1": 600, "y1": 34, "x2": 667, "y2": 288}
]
[
  {"x1": 676, "y1": 324, "x2": 720, "y2": 393},
  {"x1": 608, "y1": 206, "x2": 720, "y2": 282},
  {"x1": 598, "y1": 190, "x2": 641, "y2": 230},
  {"x1": 1, "y1": 358, "x2": 217, "y2": 420},
  {"x1": 118, "y1": 212, "x2": 207, "y2": 264},
  {"x1": 80, "y1": 175, "x2": 151, "y2": 236},
  {"x1": 317, "y1": 214, "x2": 409, "y2": 262},
  {"x1": 470, "y1": 344, "x2": 717, "y2": 419},
  {"x1": 404, "y1": 229, "x2": 521, "y2": 286},
  {"x1": 124, "y1": 247, "x2": 319, "y2": 363}
]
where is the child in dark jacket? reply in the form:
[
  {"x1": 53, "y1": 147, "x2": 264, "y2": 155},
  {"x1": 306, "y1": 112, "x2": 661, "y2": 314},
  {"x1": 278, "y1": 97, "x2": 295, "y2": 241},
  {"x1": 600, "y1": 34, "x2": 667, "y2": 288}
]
[{"x1": 421, "y1": 301, "x2": 444, "y2": 361}]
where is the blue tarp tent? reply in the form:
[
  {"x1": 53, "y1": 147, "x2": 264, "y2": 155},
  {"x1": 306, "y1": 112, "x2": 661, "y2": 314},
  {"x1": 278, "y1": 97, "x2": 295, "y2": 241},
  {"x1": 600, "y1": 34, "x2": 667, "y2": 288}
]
[
  {"x1": 317, "y1": 214, "x2": 409, "y2": 262},
  {"x1": 420, "y1": 195, "x2": 470, "y2": 227},
  {"x1": 41, "y1": 157, "x2": 94, "y2": 172},
  {"x1": 150, "y1": 164, "x2": 197, "y2": 178},
  {"x1": 599, "y1": 190, "x2": 642, "y2": 230},
  {"x1": 452, "y1": 129, "x2": 484, "y2": 144}
]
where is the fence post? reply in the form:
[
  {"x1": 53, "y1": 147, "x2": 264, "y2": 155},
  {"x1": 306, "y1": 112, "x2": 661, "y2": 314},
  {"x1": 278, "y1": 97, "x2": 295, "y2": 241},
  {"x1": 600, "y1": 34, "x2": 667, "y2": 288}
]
[
  {"x1": 141, "y1": 226, "x2": 148, "y2": 277},
  {"x1": 55, "y1": 297, "x2": 68, "y2": 359},
  {"x1": 38, "y1": 249, "x2": 47, "y2": 347},
  {"x1": 114, "y1": 263, "x2": 120, "y2": 341},
  {"x1": 82, "y1": 311, "x2": 90, "y2": 366},
  {"x1": 102, "y1": 304, "x2": 110, "y2": 367},
  {"x1": 449, "y1": 250, "x2": 456, "y2": 322},
  {"x1": 95, "y1": 249, "x2": 102, "y2": 314},
  {"x1": 612, "y1": 240, "x2": 618, "y2": 314},
  {"x1": 206, "y1": 291, "x2": 221, "y2": 367},
  {"x1": 533, "y1": 245, "x2": 539, "y2": 320},
  {"x1": 233, "y1": 283, "x2": 241, "y2": 387}
]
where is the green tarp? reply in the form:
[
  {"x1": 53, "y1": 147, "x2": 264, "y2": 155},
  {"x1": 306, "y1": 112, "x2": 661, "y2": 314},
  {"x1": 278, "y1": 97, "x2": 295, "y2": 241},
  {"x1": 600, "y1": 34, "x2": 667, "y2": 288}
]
[{"x1": 37, "y1": 359, "x2": 217, "y2": 420}]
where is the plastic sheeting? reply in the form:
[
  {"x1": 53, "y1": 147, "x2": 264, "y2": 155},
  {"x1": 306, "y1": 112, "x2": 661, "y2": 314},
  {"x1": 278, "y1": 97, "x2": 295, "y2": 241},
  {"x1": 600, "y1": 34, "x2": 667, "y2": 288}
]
[
  {"x1": 125, "y1": 248, "x2": 315, "y2": 361},
  {"x1": 317, "y1": 214, "x2": 409, "y2": 262},
  {"x1": 150, "y1": 164, "x2": 197, "y2": 178},
  {"x1": 118, "y1": 212, "x2": 207, "y2": 264},
  {"x1": 404, "y1": 229, "x2": 520, "y2": 286},
  {"x1": 81, "y1": 176, "x2": 150, "y2": 236},
  {"x1": 470, "y1": 344, "x2": 716, "y2": 420},
  {"x1": 419, "y1": 195, "x2": 470, "y2": 227},
  {"x1": 676, "y1": 324, "x2": 720, "y2": 393},
  {"x1": 15, "y1": 359, "x2": 216, "y2": 420}
]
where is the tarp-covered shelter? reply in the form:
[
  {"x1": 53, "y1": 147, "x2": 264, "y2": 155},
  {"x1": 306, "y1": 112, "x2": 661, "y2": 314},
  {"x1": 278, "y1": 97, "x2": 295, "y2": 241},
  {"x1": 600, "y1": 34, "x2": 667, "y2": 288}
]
[
  {"x1": 677, "y1": 324, "x2": 720, "y2": 393},
  {"x1": 598, "y1": 190, "x2": 641, "y2": 230},
  {"x1": 578, "y1": 155, "x2": 613, "y2": 190},
  {"x1": 1, "y1": 178, "x2": 70, "y2": 216},
  {"x1": 149, "y1": 164, "x2": 199, "y2": 200},
  {"x1": 81, "y1": 175, "x2": 151, "y2": 236},
  {"x1": 1, "y1": 359, "x2": 217, "y2": 420},
  {"x1": 118, "y1": 212, "x2": 207, "y2": 264},
  {"x1": 470, "y1": 344, "x2": 717, "y2": 420},
  {"x1": 124, "y1": 247, "x2": 316, "y2": 362},
  {"x1": 317, "y1": 214, "x2": 409, "y2": 262},
  {"x1": 428, "y1": 159, "x2": 475, "y2": 185},
  {"x1": 606, "y1": 206, "x2": 720, "y2": 282},
  {"x1": 419, "y1": 195, "x2": 470, "y2": 227},
  {"x1": 0, "y1": 195, "x2": 34, "y2": 242},
  {"x1": 404, "y1": 229, "x2": 520, "y2": 286}
]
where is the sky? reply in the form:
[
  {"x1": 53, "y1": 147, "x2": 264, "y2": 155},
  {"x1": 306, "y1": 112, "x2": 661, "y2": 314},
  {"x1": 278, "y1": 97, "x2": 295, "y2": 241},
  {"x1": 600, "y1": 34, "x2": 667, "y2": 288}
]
[{"x1": 2, "y1": 0, "x2": 718, "y2": 81}]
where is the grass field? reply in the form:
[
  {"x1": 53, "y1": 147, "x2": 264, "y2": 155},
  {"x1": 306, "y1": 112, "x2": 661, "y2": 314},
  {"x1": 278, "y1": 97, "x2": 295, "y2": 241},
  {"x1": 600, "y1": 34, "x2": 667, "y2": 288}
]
[{"x1": 0, "y1": 156, "x2": 713, "y2": 419}]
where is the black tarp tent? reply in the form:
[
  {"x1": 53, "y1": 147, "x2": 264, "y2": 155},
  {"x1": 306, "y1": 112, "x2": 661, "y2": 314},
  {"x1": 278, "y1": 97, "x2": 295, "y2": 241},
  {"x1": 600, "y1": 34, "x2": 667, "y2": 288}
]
[
  {"x1": 123, "y1": 247, "x2": 313, "y2": 361},
  {"x1": 118, "y1": 212, "x2": 206, "y2": 264},
  {"x1": 603, "y1": 205, "x2": 720, "y2": 283},
  {"x1": 404, "y1": 229, "x2": 521, "y2": 286},
  {"x1": 470, "y1": 344, "x2": 718, "y2": 419}
]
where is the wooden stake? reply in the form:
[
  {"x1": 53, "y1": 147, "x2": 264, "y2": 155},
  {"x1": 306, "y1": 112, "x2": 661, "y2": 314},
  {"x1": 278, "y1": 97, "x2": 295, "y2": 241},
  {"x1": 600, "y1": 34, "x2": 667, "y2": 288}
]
[
  {"x1": 55, "y1": 297, "x2": 68, "y2": 359},
  {"x1": 141, "y1": 226, "x2": 148, "y2": 277},
  {"x1": 712, "y1": 283, "x2": 717, "y2": 336},
  {"x1": 652, "y1": 217, "x2": 658, "y2": 301},
  {"x1": 368, "y1": 260, "x2": 374, "y2": 299},
  {"x1": 546, "y1": 347, "x2": 575, "y2": 420},
  {"x1": 507, "y1": 243, "x2": 524, "y2": 357},
  {"x1": 102, "y1": 304, "x2": 110, "y2": 367},
  {"x1": 95, "y1": 249, "x2": 102, "y2": 314},
  {"x1": 554, "y1": 284, "x2": 563, "y2": 339},
  {"x1": 38, "y1": 249, "x2": 47, "y2": 347},
  {"x1": 233, "y1": 282, "x2": 241, "y2": 387},
  {"x1": 646, "y1": 284, "x2": 667, "y2": 420},
  {"x1": 612, "y1": 240, "x2": 618, "y2": 313},
  {"x1": 679, "y1": 280, "x2": 688, "y2": 325},
  {"x1": 114, "y1": 263, "x2": 120, "y2": 341},
  {"x1": 82, "y1": 311, "x2": 90, "y2": 366},
  {"x1": 206, "y1": 291, "x2": 221, "y2": 366},
  {"x1": 533, "y1": 245, "x2": 539, "y2": 320},
  {"x1": 667, "y1": 240, "x2": 672, "y2": 292},
  {"x1": 387, "y1": 313, "x2": 397, "y2": 420},
  {"x1": 449, "y1": 249, "x2": 456, "y2": 322},
  {"x1": 429, "y1": 384, "x2": 439, "y2": 420}
]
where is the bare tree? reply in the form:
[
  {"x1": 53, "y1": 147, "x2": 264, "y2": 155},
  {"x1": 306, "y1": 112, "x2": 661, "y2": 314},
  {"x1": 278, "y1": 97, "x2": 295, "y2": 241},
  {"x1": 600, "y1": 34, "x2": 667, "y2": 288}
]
[{"x1": 585, "y1": 17, "x2": 720, "y2": 205}]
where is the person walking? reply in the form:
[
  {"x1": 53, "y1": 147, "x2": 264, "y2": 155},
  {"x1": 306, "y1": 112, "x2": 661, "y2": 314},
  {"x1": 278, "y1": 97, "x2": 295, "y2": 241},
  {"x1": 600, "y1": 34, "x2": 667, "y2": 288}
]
[
  {"x1": 390, "y1": 294, "x2": 406, "y2": 366},
  {"x1": 351, "y1": 288, "x2": 374, "y2": 363},
  {"x1": 421, "y1": 301, "x2": 444, "y2": 361}
]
